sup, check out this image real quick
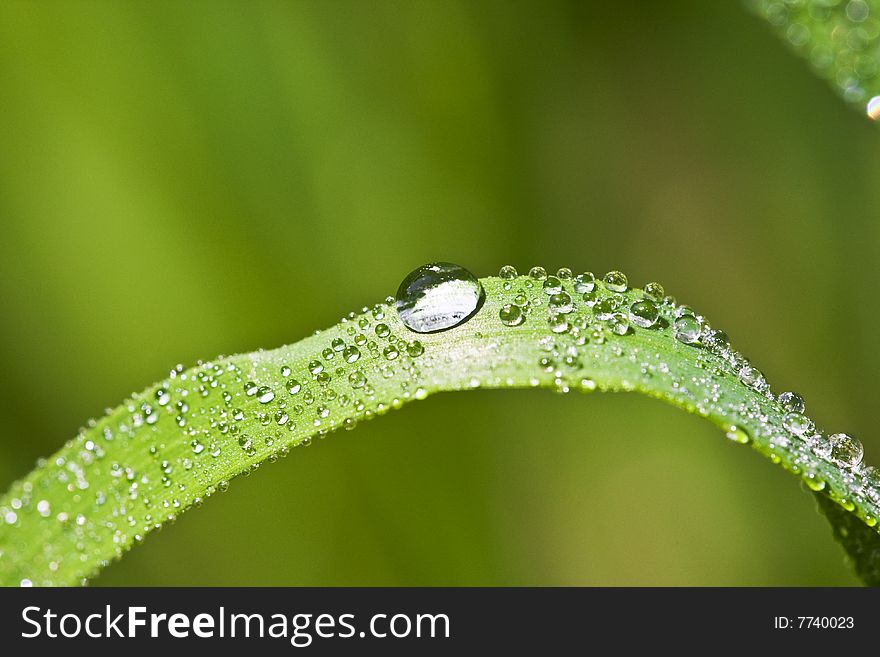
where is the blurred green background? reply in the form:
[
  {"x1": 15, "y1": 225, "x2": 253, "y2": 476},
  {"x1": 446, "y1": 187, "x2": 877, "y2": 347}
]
[{"x1": 0, "y1": 0, "x2": 877, "y2": 586}]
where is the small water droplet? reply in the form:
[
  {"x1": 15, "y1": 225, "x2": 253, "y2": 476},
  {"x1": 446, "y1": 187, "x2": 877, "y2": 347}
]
[
  {"x1": 573, "y1": 272, "x2": 596, "y2": 294},
  {"x1": 829, "y1": 433, "x2": 863, "y2": 467},
  {"x1": 778, "y1": 391, "x2": 805, "y2": 413},
  {"x1": 673, "y1": 316, "x2": 701, "y2": 344},
  {"x1": 548, "y1": 292, "x2": 573, "y2": 314},
  {"x1": 642, "y1": 282, "x2": 665, "y2": 302},
  {"x1": 738, "y1": 364, "x2": 767, "y2": 392},
  {"x1": 542, "y1": 276, "x2": 562, "y2": 295},
  {"x1": 608, "y1": 313, "x2": 630, "y2": 335},
  {"x1": 499, "y1": 265, "x2": 518, "y2": 279},
  {"x1": 603, "y1": 270, "x2": 628, "y2": 293},
  {"x1": 395, "y1": 263, "x2": 484, "y2": 333},
  {"x1": 629, "y1": 300, "x2": 659, "y2": 328},
  {"x1": 256, "y1": 387, "x2": 275, "y2": 404},
  {"x1": 155, "y1": 388, "x2": 171, "y2": 406},
  {"x1": 528, "y1": 266, "x2": 547, "y2": 280},
  {"x1": 343, "y1": 345, "x2": 361, "y2": 363},
  {"x1": 782, "y1": 412, "x2": 814, "y2": 437},
  {"x1": 499, "y1": 303, "x2": 524, "y2": 326}
]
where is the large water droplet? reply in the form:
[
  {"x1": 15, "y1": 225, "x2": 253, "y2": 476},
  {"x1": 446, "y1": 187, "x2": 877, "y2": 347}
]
[{"x1": 395, "y1": 263, "x2": 484, "y2": 333}]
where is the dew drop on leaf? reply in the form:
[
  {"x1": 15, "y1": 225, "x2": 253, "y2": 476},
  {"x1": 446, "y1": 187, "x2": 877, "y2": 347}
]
[
  {"x1": 673, "y1": 315, "x2": 701, "y2": 344},
  {"x1": 498, "y1": 264, "x2": 518, "y2": 279},
  {"x1": 829, "y1": 433, "x2": 864, "y2": 468},
  {"x1": 603, "y1": 270, "x2": 628, "y2": 292},
  {"x1": 778, "y1": 391, "x2": 805, "y2": 413},
  {"x1": 629, "y1": 300, "x2": 659, "y2": 328},
  {"x1": 573, "y1": 272, "x2": 595, "y2": 294},
  {"x1": 395, "y1": 262, "x2": 484, "y2": 333},
  {"x1": 782, "y1": 411, "x2": 814, "y2": 437},
  {"x1": 499, "y1": 303, "x2": 524, "y2": 326}
]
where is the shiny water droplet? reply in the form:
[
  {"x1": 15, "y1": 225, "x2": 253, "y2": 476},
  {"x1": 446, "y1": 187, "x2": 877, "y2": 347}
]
[
  {"x1": 349, "y1": 371, "x2": 367, "y2": 388},
  {"x1": 406, "y1": 340, "x2": 424, "y2": 357},
  {"x1": 738, "y1": 364, "x2": 767, "y2": 392},
  {"x1": 155, "y1": 388, "x2": 171, "y2": 406},
  {"x1": 573, "y1": 272, "x2": 596, "y2": 294},
  {"x1": 281, "y1": 366, "x2": 292, "y2": 378},
  {"x1": 594, "y1": 297, "x2": 617, "y2": 320},
  {"x1": 548, "y1": 292, "x2": 573, "y2": 314},
  {"x1": 542, "y1": 276, "x2": 562, "y2": 294},
  {"x1": 287, "y1": 379, "x2": 301, "y2": 395},
  {"x1": 499, "y1": 264, "x2": 518, "y2": 279},
  {"x1": 829, "y1": 433, "x2": 863, "y2": 467},
  {"x1": 256, "y1": 387, "x2": 275, "y2": 404},
  {"x1": 556, "y1": 267, "x2": 572, "y2": 280},
  {"x1": 548, "y1": 314, "x2": 569, "y2": 333},
  {"x1": 375, "y1": 323, "x2": 391, "y2": 338},
  {"x1": 782, "y1": 412, "x2": 813, "y2": 437},
  {"x1": 528, "y1": 266, "x2": 547, "y2": 280},
  {"x1": 395, "y1": 263, "x2": 484, "y2": 333},
  {"x1": 343, "y1": 345, "x2": 361, "y2": 363},
  {"x1": 673, "y1": 316, "x2": 701, "y2": 344},
  {"x1": 629, "y1": 300, "x2": 659, "y2": 328},
  {"x1": 603, "y1": 270, "x2": 628, "y2": 293},
  {"x1": 642, "y1": 282, "x2": 665, "y2": 302},
  {"x1": 499, "y1": 303, "x2": 524, "y2": 326},
  {"x1": 608, "y1": 313, "x2": 629, "y2": 335},
  {"x1": 778, "y1": 391, "x2": 805, "y2": 413},
  {"x1": 238, "y1": 435, "x2": 256, "y2": 455}
]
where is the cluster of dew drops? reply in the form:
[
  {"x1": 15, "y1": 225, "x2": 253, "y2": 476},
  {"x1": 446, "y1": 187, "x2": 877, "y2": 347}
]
[
  {"x1": 492, "y1": 263, "x2": 880, "y2": 517},
  {"x1": 755, "y1": 0, "x2": 880, "y2": 119},
  {"x1": 4, "y1": 260, "x2": 880, "y2": 586}
]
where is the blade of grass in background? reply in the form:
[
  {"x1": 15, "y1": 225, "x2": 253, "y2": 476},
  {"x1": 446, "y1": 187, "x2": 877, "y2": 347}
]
[{"x1": 748, "y1": 0, "x2": 880, "y2": 119}]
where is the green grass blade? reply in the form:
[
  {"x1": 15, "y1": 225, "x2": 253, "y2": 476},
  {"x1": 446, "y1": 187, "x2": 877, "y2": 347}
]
[
  {"x1": 748, "y1": 0, "x2": 880, "y2": 119},
  {"x1": 1, "y1": 268, "x2": 878, "y2": 586}
]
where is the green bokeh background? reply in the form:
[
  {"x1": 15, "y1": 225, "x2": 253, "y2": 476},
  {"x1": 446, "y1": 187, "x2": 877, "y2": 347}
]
[{"x1": 1, "y1": 1, "x2": 877, "y2": 586}]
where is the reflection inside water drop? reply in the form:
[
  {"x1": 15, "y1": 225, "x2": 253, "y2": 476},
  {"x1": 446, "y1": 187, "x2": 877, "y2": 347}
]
[{"x1": 395, "y1": 262, "x2": 484, "y2": 333}]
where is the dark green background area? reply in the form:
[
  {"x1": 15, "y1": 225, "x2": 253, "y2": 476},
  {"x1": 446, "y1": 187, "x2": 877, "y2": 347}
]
[{"x1": 0, "y1": 1, "x2": 876, "y2": 585}]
